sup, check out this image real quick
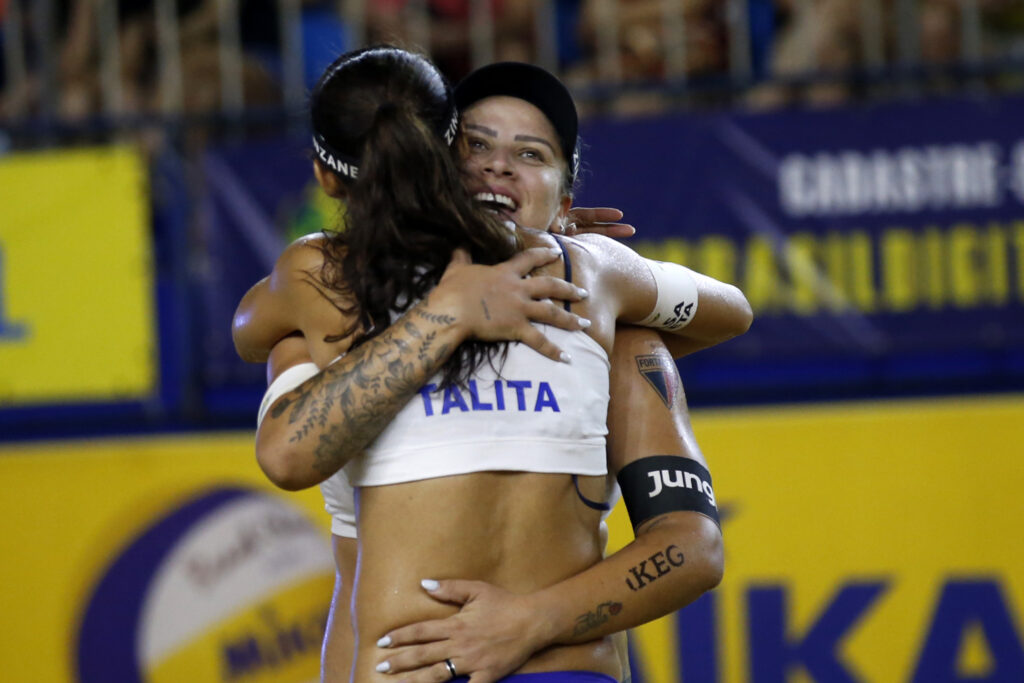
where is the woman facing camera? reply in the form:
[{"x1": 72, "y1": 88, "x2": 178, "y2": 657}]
[{"x1": 234, "y1": 48, "x2": 748, "y2": 682}]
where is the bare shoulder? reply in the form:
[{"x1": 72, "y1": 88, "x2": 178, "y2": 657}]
[
  {"x1": 520, "y1": 231, "x2": 606, "y2": 270},
  {"x1": 568, "y1": 233, "x2": 648, "y2": 285},
  {"x1": 275, "y1": 232, "x2": 331, "y2": 276},
  {"x1": 573, "y1": 232, "x2": 637, "y2": 258},
  {"x1": 233, "y1": 232, "x2": 349, "y2": 364}
]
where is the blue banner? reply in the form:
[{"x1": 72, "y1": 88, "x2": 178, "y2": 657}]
[
  {"x1": 199, "y1": 94, "x2": 1024, "y2": 406},
  {"x1": 575, "y1": 95, "x2": 1024, "y2": 400},
  {"x1": 199, "y1": 138, "x2": 317, "y2": 396}
]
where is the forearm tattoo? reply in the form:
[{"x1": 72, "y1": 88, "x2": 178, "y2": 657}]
[
  {"x1": 624, "y1": 544, "x2": 686, "y2": 592},
  {"x1": 572, "y1": 601, "x2": 623, "y2": 638},
  {"x1": 268, "y1": 297, "x2": 455, "y2": 476}
]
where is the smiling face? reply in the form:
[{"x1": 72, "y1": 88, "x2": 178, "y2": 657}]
[{"x1": 459, "y1": 96, "x2": 572, "y2": 231}]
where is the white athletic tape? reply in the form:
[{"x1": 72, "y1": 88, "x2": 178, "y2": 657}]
[
  {"x1": 257, "y1": 362, "x2": 320, "y2": 429},
  {"x1": 638, "y1": 259, "x2": 699, "y2": 332}
]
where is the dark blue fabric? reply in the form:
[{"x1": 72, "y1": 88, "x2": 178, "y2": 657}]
[
  {"x1": 573, "y1": 474, "x2": 612, "y2": 512},
  {"x1": 551, "y1": 233, "x2": 573, "y2": 312},
  {"x1": 452, "y1": 672, "x2": 617, "y2": 682}
]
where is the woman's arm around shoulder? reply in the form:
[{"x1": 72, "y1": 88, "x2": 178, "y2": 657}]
[
  {"x1": 255, "y1": 247, "x2": 592, "y2": 491},
  {"x1": 232, "y1": 232, "x2": 352, "y2": 366},
  {"x1": 575, "y1": 233, "x2": 752, "y2": 355}
]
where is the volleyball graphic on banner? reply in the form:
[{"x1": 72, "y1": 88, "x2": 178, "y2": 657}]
[{"x1": 76, "y1": 487, "x2": 334, "y2": 683}]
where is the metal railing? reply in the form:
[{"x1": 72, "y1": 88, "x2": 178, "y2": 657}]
[{"x1": 2, "y1": 0, "x2": 1023, "y2": 136}]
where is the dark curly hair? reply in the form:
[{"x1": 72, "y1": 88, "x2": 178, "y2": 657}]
[{"x1": 310, "y1": 46, "x2": 521, "y2": 388}]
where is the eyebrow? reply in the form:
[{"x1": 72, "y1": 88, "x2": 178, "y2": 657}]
[
  {"x1": 465, "y1": 123, "x2": 497, "y2": 137},
  {"x1": 514, "y1": 135, "x2": 557, "y2": 155},
  {"x1": 464, "y1": 124, "x2": 557, "y2": 156}
]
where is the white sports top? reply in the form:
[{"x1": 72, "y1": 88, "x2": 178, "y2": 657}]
[
  {"x1": 256, "y1": 329, "x2": 610, "y2": 538},
  {"x1": 255, "y1": 239, "x2": 614, "y2": 536},
  {"x1": 344, "y1": 325, "x2": 610, "y2": 486}
]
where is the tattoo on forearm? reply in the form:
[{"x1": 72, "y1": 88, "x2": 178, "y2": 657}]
[
  {"x1": 414, "y1": 308, "x2": 456, "y2": 325},
  {"x1": 624, "y1": 544, "x2": 685, "y2": 592},
  {"x1": 417, "y1": 330, "x2": 436, "y2": 365},
  {"x1": 634, "y1": 354, "x2": 680, "y2": 409},
  {"x1": 268, "y1": 299, "x2": 456, "y2": 477},
  {"x1": 572, "y1": 601, "x2": 623, "y2": 638}
]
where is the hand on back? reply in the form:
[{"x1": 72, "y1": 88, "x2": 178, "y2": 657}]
[{"x1": 433, "y1": 247, "x2": 592, "y2": 363}]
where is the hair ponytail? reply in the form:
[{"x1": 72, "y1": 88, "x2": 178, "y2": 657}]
[{"x1": 312, "y1": 47, "x2": 521, "y2": 388}]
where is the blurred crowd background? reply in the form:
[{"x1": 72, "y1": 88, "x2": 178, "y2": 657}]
[
  {"x1": 2, "y1": 1, "x2": 1024, "y2": 437},
  {"x1": 4, "y1": 1, "x2": 1024, "y2": 139}
]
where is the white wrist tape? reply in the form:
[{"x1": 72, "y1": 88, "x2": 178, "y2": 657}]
[
  {"x1": 257, "y1": 362, "x2": 320, "y2": 429},
  {"x1": 638, "y1": 259, "x2": 699, "y2": 332}
]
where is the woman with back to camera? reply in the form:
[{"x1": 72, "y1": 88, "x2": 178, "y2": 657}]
[{"x1": 234, "y1": 47, "x2": 749, "y2": 682}]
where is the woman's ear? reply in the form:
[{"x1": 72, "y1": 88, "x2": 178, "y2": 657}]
[
  {"x1": 313, "y1": 160, "x2": 348, "y2": 198},
  {"x1": 558, "y1": 193, "x2": 572, "y2": 222},
  {"x1": 546, "y1": 194, "x2": 575, "y2": 234}
]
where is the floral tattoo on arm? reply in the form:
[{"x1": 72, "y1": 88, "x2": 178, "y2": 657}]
[{"x1": 268, "y1": 298, "x2": 456, "y2": 477}]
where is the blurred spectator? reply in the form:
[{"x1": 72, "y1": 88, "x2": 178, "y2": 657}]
[
  {"x1": 746, "y1": 0, "x2": 1024, "y2": 110},
  {"x1": 0, "y1": 0, "x2": 320, "y2": 126},
  {"x1": 4, "y1": 0, "x2": 1024, "y2": 128},
  {"x1": 366, "y1": 0, "x2": 541, "y2": 82},
  {"x1": 574, "y1": 0, "x2": 727, "y2": 82},
  {"x1": 744, "y1": 0, "x2": 862, "y2": 108},
  {"x1": 58, "y1": 0, "x2": 283, "y2": 120},
  {"x1": 564, "y1": 0, "x2": 727, "y2": 115}
]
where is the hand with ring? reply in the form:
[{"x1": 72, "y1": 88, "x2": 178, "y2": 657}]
[{"x1": 373, "y1": 578, "x2": 547, "y2": 683}]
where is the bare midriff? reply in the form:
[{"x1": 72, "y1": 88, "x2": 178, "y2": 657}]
[{"x1": 350, "y1": 470, "x2": 621, "y2": 682}]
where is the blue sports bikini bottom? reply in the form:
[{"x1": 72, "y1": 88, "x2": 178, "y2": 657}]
[{"x1": 452, "y1": 673, "x2": 617, "y2": 683}]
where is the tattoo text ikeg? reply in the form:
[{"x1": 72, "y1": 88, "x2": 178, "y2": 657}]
[{"x1": 625, "y1": 544, "x2": 685, "y2": 592}]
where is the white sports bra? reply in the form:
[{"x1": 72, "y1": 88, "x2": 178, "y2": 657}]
[
  {"x1": 257, "y1": 330, "x2": 610, "y2": 538},
  {"x1": 343, "y1": 325, "x2": 610, "y2": 486}
]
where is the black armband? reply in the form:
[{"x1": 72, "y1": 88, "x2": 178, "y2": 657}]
[{"x1": 616, "y1": 455, "x2": 720, "y2": 531}]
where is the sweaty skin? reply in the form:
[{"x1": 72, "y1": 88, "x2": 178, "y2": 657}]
[
  {"x1": 373, "y1": 327, "x2": 723, "y2": 683},
  {"x1": 256, "y1": 223, "x2": 739, "y2": 682},
  {"x1": 238, "y1": 92, "x2": 751, "y2": 683}
]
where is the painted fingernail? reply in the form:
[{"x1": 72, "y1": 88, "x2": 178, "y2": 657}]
[
  {"x1": 377, "y1": 635, "x2": 392, "y2": 647},
  {"x1": 560, "y1": 351, "x2": 572, "y2": 363},
  {"x1": 577, "y1": 288, "x2": 589, "y2": 298},
  {"x1": 376, "y1": 661, "x2": 391, "y2": 673},
  {"x1": 421, "y1": 579, "x2": 440, "y2": 591},
  {"x1": 577, "y1": 317, "x2": 591, "y2": 329}
]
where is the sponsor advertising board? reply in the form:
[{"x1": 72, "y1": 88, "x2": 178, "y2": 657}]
[
  {"x1": 2, "y1": 394, "x2": 1021, "y2": 681},
  {"x1": 0, "y1": 145, "x2": 155, "y2": 405}
]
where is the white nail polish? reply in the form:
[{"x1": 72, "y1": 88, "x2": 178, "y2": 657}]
[
  {"x1": 377, "y1": 635, "x2": 392, "y2": 647},
  {"x1": 577, "y1": 288, "x2": 589, "y2": 298},
  {"x1": 421, "y1": 578, "x2": 440, "y2": 591},
  {"x1": 578, "y1": 317, "x2": 591, "y2": 329},
  {"x1": 560, "y1": 351, "x2": 572, "y2": 363},
  {"x1": 376, "y1": 661, "x2": 391, "y2": 673}
]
